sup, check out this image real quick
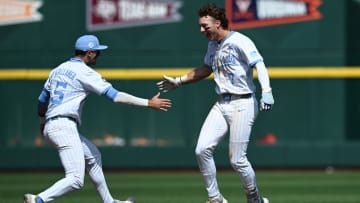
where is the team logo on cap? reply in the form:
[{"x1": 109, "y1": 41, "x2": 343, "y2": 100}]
[
  {"x1": 88, "y1": 42, "x2": 95, "y2": 49},
  {"x1": 87, "y1": 0, "x2": 182, "y2": 31},
  {"x1": 226, "y1": 0, "x2": 322, "y2": 29}
]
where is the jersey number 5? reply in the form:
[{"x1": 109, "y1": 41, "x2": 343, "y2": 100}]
[{"x1": 51, "y1": 81, "x2": 67, "y2": 104}]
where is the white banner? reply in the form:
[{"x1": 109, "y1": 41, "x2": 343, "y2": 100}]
[{"x1": 0, "y1": 0, "x2": 43, "y2": 26}]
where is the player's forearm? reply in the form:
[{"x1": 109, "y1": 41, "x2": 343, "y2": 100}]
[
  {"x1": 37, "y1": 104, "x2": 47, "y2": 128},
  {"x1": 102, "y1": 86, "x2": 148, "y2": 107},
  {"x1": 180, "y1": 66, "x2": 212, "y2": 85},
  {"x1": 113, "y1": 92, "x2": 148, "y2": 107},
  {"x1": 255, "y1": 62, "x2": 272, "y2": 92},
  {"x1": 38, "y1": 104, "x2": 47, "y2": 117}
]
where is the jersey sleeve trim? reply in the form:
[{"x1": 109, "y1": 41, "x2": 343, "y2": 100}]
[
  {"x1": 38, "y1": 88, "x2": 50, "y2": 106},
  {"x1": 250, "y1": 59, "x2": 263, "y2": 67},
  {"x1": 102, "y1": 86, "x2": 119, "y2": 101}
]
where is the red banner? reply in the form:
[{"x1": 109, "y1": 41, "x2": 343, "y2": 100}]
[{"x1": 226, "y1": 0, "x2": 322, "y2": 29}]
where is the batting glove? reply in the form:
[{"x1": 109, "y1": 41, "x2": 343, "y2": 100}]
[
  {"x1": 260, "y1": 91, "x2": 274, "y2": 111},
  {"x1": 156, "y1": 75, "x2": 182, "y2": 92}
]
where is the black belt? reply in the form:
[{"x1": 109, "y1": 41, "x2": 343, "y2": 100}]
[
  {"x1": 46, "y1": 116, "x2": 77, "y2": 124},
  {"x1": 221, "y1": 93, "x2": 252, "y2": 101}
]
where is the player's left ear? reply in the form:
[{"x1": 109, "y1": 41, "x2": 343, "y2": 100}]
[
  {"x1": 86, "y1": 51, "x2": 92, "y2": 57},
  {"x1": 215, "y1": 20, "x2": 221, "y2": 29}
]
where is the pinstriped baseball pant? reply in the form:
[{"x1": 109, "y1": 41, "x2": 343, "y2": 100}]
[
  {"x1": 38, "y1": 118, "x2": 114, "y2": 203},
  {"x1": 195, "y1": 95, "x2": 259, "y2": 199}
]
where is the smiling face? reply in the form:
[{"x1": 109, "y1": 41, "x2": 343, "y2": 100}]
[{"x1": 199, "y1": 15, "x2": 221, "y2": 41}]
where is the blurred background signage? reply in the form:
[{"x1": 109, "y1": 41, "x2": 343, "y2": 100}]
[{"x1": 87, "y1": 0, "x2": 183, "y2": 31}]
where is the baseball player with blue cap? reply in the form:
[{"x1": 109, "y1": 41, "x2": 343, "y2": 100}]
[
  {"x1": 157, "y1": 3, "x2": 273, "y2": 203},
  {"x1": 24, "y1": 34, "x2": 171, "y2": 203}
]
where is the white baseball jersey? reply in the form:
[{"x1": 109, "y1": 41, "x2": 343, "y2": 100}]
[
  {"x1": 43, "y1": 58, "x2": 112, "y2": 124},
  {"x1": 196, "y1": 31, "x2": 265, "y2": 200},
  {"x1": 204, "y1": 31, "x2": 263, "y2": 95}
]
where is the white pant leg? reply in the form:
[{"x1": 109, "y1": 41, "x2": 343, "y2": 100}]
[
  {"x1": 80, "y1": 135, "x2": 114, "y2": 203},
  {"x1": 38, "y1": 119, "x2": 85, "y2": 202},
  {"x1": 228, "y1": 97, "x2": 261, "y2": 202},
  {"x1": 195, "y1": 103, "x2": 228, "y2": 197}
]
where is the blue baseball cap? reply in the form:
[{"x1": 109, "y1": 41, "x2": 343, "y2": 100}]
[{"x1": 75, "y1": 35, "x2": 108, "y2": 51}]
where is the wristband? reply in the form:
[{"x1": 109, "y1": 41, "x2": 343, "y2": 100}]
[
  {"x1": 262, "y1": 87, "x2": 272, "y2": 93},
  {"x1": 175, "y1": 77, "x2": 182, "y2": 86},
  {"x1": 178, "y1": 75, "x2": 188, "y2": 85}
]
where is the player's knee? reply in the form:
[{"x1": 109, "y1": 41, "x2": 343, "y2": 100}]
[
  {"x1": 230, "y1": 155, "x2": 249, "y2": 170},
  {"x1": 195, "y1": 145, "x2": 214, "y2": 160},
  {"x1": 85, "y1": 146, "x2": 102, "y2": 168},
  {"x1": 69, "y1": 175, "x2": 84, "y2": 190},
  {"x1": 87, "y1": 153, "x2": 102, "y2": 166}
]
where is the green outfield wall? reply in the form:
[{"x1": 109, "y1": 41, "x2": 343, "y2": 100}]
[{"x1": 0, "y1": 0, "x2": 360, "y2": 169}]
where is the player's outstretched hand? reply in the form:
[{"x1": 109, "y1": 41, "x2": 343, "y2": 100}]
[
  {"x1": 156, "y1": 75, "x2": 182, "y2": 92},
  {"x1": 148, "y1": 92, "x2": 172, "y2": 111},
  {"x1": 260, "y1": 91, "x2": 274, "y2": 111}
]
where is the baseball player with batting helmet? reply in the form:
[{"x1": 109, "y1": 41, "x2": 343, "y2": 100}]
[
  {"x1": 157, "y1": 3, "x2": 273, "y2": 203},
  {"x1": 24, "y1": 34, "x2": 171, "y2": 203}
]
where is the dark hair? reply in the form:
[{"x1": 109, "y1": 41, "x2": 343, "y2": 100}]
[
  {"x1": 75, "y1": 50, "x2": 87, "y2": 56},
  {"x1": 198, "y1": 3, "x2": 229, "y2": 29}
]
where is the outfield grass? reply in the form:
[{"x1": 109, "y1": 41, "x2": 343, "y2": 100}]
[{"x1": 1, "y1": 170, "x2": 360, "y2": 203}]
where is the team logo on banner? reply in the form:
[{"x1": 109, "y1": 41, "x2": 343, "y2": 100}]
[
  {"x1": 87, "y1": 0, "x2": 182, "y2": 31},
  {"x1": 0, "y1": 0, "x2": 43, "y2": 26},
  {"x1": 226, "y1": 0, "x2": 322, "y2": 29}
]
